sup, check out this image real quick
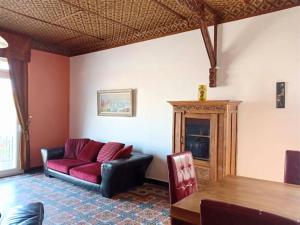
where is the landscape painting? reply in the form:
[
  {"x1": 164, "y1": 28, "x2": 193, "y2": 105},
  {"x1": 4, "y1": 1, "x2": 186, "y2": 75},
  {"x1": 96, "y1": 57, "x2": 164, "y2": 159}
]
[{"x1": 98, "y1": 89, "x2": 133, "y2": 116}]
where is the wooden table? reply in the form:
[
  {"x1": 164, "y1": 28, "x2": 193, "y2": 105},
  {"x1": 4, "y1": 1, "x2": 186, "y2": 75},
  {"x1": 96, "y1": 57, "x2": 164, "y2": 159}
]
[{"x1": 171, "y1": 176, "x2": 300, "y2": 225}]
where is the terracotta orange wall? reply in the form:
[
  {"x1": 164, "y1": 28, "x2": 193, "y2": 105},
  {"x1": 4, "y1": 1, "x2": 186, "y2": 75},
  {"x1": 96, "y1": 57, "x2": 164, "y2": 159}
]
[{"x1": 28, "y1": 49, "x2": 70, "y2": 168}]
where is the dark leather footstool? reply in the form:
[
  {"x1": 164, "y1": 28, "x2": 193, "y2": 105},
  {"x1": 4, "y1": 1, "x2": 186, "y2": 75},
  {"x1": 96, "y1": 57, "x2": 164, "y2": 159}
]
[{"x1": 1, "y1": 202, "x2": 44, "y2": 225}]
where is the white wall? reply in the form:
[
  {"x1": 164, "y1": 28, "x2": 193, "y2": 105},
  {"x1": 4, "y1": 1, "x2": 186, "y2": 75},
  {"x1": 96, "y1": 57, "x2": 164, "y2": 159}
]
[{"x1": 70, "y1": 7, "x2": 300, "y2": 182}]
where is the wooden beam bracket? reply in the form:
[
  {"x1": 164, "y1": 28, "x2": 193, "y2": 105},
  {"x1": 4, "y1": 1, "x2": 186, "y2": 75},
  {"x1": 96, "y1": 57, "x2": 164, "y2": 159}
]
[
  {"x1": 195, "y1": 7, "x2": 219, "y2": 87},
  {"x1": 177, "y1": 0, "x2": 219, "y2": 87},
  {"x1": 203, "y1": 21, "x2": 218, "y2": 88}
]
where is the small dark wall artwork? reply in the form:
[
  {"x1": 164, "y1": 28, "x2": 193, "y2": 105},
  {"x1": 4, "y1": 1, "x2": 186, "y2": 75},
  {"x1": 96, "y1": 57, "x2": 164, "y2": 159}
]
[{"x1": 276, "y1": 82, "x2": 285, "y2": 108}]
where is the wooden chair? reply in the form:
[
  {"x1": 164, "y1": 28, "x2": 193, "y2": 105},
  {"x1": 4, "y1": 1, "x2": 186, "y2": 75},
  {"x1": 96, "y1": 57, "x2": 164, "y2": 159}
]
[
  {"x1": 284, "y1": 150, "x2": 300, "y2": 185},
  {"x1": 167, "y1": 152, "x2": 198, "y2": 204},
  {"x1": 200, "y1": 199, "x2": 300, "y2": 225}
]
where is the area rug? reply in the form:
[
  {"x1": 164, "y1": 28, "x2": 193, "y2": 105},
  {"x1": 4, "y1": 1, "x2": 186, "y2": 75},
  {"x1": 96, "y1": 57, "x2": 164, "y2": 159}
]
[{"x1": 0, "y1": 173, "x2": 170, "y2": 225}]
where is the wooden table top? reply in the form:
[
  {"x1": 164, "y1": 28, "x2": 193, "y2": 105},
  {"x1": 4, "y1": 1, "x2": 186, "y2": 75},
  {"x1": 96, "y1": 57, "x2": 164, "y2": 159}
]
[{"x1": 171, "y1": 176, "x2": 300, "y2": 225}]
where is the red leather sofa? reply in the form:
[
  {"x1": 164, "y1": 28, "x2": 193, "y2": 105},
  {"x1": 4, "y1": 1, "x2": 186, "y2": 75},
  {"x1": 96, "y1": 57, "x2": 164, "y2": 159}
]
[{"x1": 41, "y1": 138, "x2": 153, "y2": 198}]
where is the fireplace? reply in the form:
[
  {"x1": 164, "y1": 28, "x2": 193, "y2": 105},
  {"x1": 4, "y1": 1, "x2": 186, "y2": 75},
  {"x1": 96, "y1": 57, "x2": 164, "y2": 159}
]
[{"x1": 169, "y1": 100, "x2": 240, "y2": 187}]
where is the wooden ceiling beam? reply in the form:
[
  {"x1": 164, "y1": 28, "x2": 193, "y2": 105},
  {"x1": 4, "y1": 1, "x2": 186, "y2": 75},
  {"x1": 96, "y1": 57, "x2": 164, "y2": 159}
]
[
  {"x1": 150, "y1": 0, "x2": 187, "y2": 20},
  {"x1": 0, "y1": 6, "x2": 105, "y2": 41},
  {"x1": 31, "y1": 39, "x2": 71, "y2": 56},
  {"x1": 54, "y1": 10, "x2": 83, "y2": 23},
  {"x1": 58, "y1": 0, "x2": 140, "y2": 32},
  {"x1": 177, "y1": 0, "x2": 220, "y2": 21},
  {"x1": 54, "y1": 35, "x2": 84, "y2": 44},
  {"x1": 200, "y1": 0, "x2": 220, "y2": 18}
]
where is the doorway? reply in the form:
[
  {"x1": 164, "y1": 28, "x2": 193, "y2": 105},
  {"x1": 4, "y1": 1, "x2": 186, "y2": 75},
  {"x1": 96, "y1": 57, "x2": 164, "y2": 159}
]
[{"x1": 0, "y1": 59, "x2": 21, "y2": 177}]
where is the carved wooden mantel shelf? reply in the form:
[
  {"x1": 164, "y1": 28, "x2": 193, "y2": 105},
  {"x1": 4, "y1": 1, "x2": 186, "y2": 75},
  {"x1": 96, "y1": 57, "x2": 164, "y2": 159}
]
[{"x1": 168, "y1": 100, "x2": 241, "y2": 112}]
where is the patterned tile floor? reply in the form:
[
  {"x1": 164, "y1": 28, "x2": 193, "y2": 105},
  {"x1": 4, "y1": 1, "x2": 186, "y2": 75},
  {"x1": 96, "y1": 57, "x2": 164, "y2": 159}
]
[{"x1": 0, "y1": 173, "x2": 171, "y2": 225}]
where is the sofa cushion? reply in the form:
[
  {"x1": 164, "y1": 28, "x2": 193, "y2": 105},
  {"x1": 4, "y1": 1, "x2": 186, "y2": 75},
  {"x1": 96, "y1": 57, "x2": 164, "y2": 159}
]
[
  {"x1": 77, "y1": 140, "x2": 105, "y2": 162},
  {"x1": 96, "y1": 142, "x2": 125, "y2": 163},
  {"x1": 64, "y1": 138, "x2": 90, "y2": 159},
  {"x1": 47, "y1": 159, "x2": 89, "y2": 174},
  {"x1": 112, "y1": 145, "x2": 133, "y2": 160},
  {"x1": 69, "y1": 163, "x2": 102, "y2": 184}
]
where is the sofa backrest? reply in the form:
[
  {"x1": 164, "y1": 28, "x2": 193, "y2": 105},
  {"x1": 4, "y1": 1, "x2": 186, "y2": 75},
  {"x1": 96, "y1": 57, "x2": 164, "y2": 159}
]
[
  {"x1": 64, "y1": 138, "x2": 90, "y2": 159},
  {"x1": 77, "y1": 140, "x2": 105, "y2": 162}
]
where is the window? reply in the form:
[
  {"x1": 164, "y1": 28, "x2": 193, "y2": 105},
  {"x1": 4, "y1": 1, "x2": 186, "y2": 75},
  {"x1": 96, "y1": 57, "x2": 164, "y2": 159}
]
[
  {"x1": 0, "y1": 57, "x2": 9, "y2": 71},
  {"x1": 0, "y1": 57, "x2": 20, "y2": 176}
]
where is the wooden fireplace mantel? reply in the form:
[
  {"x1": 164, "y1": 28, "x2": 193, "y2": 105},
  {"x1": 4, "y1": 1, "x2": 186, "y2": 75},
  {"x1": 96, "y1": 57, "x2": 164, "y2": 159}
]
[
  {"x1": 168, "y1": 100, "x2": 241, "y2": 113},
  {"x1": 168, "y1": 100, "x2": 241, "y2": 189}
]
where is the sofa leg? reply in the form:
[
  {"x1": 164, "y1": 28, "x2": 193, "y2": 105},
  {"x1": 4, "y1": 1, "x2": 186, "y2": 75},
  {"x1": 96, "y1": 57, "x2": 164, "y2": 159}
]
[
  {"x1": 44, "y1": 170, "x2": 53, "y2": 178},
  {"x1": 101, "y1": 190, "x2": 113, "y2": 198}
]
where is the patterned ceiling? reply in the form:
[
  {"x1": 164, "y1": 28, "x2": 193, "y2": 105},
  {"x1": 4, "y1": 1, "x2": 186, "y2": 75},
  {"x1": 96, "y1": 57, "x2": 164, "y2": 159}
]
[{"x1": 0, "y1": 0, "x2": 299, "y2": 56}]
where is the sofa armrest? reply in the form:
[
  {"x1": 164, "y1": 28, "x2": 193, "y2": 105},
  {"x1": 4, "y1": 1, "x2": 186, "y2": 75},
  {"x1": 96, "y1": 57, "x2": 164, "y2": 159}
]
[
  {"x1": 0, "y1": 202, "x2": 44, "y2": 225},
  {"x1": 41, "y1": 147, "x2": 65, "y2": 173},
  {"x1": 101, "y1": 152, "x2": 153, "y2": 198}
]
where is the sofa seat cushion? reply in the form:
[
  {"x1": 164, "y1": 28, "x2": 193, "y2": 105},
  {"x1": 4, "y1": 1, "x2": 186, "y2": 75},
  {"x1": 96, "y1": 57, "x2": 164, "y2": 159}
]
[
  {"x1": 64, "y1": 138, "x2": 90, "y2": 159},
  {"x1": 47, "y1": 159, "x2": 89, "y2": 174},
  {"x1": 77, "y1": 140, "x2": 105, "y2": 162},
  {"x1": 97, "y1": 142, "x2": 125, "y2": 163},
  {"x1": 69, "y1": 163, "x2": 102, "y2": 184}
]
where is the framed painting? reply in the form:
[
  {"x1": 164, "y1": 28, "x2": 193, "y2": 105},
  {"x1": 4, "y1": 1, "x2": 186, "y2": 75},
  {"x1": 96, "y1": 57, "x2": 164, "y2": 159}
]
[{"x1": 97, "y1": 89, "x2": 133, "y2": 116}]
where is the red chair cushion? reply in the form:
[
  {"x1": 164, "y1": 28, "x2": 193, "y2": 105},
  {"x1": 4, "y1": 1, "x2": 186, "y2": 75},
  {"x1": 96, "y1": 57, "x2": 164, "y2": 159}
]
[
  {"x1": 111, "y1": 145, "x2": 133, "y2": 160},
  {"x1": 96, "y1": 142, "x2": 125, "y2": 163},
  {"x1": 64, "y1": 138, "x2": 90, "y2": 159},
  {"x1": 200, "y1": 199, "x2": 299, "y2": 225},
  {"x1": 77, "y1": 140, "x2": 105, "y2": 162},
  {"x1": 167, "y1": 152, "x2": 198, "y2": 204},
  {"x1": 70, "y1": 163, "x2": 102, "y2": 184},
  {"x1": 47, "y1": 159, "x2": 89, "y2": 174},
  {"x1": 284, "y1": 150, "x2": 300, "y2": 185}
]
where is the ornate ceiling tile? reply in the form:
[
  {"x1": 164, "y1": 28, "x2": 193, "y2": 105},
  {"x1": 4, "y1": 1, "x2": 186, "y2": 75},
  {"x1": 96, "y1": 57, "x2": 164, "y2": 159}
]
[
  {"x1": 0, "y1": 7, "x2": 79, "y2": 44},
  {"x1": 0, "y1": 0, "x2": 298, "y2": 56},
  {"x1": 0, "y1": 0, "x2": 79, "y2": 22}
]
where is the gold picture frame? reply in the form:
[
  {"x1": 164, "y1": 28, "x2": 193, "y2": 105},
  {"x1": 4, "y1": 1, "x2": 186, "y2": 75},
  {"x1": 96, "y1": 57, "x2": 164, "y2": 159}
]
[{"x1": 97, "y1": 89, "x2": 133, "y2": 117}]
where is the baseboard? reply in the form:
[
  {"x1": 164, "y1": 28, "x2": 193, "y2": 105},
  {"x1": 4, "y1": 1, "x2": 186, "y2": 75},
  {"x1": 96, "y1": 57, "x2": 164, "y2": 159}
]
[
  {"x1": 25, "y1": 166, "x2": 43, "y2": 173},
  {"x1": 144, "y1": 178, "x2": 169, "y2": 187},
  {"x1": 0, "y1": 169, "x2": 23, "y2": 178}
]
